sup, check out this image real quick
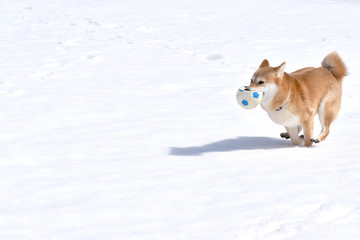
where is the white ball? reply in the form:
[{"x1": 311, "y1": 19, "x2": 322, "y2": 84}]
[{"x1": 236, "y1": 86, "x2": 263, "y2": 109}]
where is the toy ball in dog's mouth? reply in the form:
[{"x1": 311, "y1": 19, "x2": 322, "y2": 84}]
[{"x1": 236, "y1": 86, "x2": 263, "y2": 109}]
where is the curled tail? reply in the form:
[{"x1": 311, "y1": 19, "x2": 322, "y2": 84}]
[{"x1": 321, "y1": 52, "x2": 347, "y2": 83}]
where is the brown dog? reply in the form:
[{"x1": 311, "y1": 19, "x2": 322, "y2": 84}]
[{"x1": 247, "y1": 52, "x2": 347, "y2": 147}]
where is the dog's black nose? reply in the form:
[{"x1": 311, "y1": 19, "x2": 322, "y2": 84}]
[{"x1": 244, "y1": 88, "x2": 250, "y2": 91}]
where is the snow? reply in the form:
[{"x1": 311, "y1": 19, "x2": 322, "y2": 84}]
[{"x1": 1, "y1": 0, "x2": 360, "y2": 239}]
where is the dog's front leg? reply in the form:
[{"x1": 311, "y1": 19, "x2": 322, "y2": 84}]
[
  {"x1": 302, "y1": 118, "x2": 314, "y2": 147},
  {"x1": 281, "y1": 125, "x2": 302, "y2": 140},
  {"x1": 285, "y1": 126, "x2": 303, "y2": 145}
]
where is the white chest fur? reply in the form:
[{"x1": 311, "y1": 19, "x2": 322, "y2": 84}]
[
  {"x1": 258, "y1": 83, "x2": 300, "y2": 127},
  {"x1": 259, "y1": 83, "x2": 278, "y2": 111},
  {"x1": 268, "y1": 107, "x2": 300, "y2": 127}
]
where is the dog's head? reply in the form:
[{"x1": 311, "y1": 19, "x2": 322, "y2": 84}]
[
  {"x1": 247, "y1": 59, "x2": 286, "y2": 93},
  {"x1": 245, "y1": 60, "x2": 287, "y2": 110},
  {"x1": 245, "y1": 60, "x2": 286, "y2": 108}
]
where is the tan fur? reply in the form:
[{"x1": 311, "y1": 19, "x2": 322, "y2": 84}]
[{"x1": 247, "y1": 52, "x2": 347, "y2": 147}]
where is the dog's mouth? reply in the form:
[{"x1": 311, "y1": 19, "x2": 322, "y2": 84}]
[{"x1": 245, "y1": 86, "x2": 265, "y2": 96}]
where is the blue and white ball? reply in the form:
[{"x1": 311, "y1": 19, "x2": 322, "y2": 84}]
[{"x1": 236, "y1": 86, "x2": 263, "y2": 109}]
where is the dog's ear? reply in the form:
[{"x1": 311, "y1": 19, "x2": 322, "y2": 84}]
[
  {"x1": 259, "y1": 59, "x2": 269, "y2": 68},
  {"x1": 275, "y1": 62, "x2": 286, "y2": 77}
]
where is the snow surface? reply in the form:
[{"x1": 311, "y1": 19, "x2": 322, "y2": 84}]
[{"x1": 1, "y1": 0, "x2": 360, "y2": 239}]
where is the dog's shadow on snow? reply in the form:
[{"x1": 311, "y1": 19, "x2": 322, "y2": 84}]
[{"x1": 169, "y1": 136, "x2": 292, "y2": 156}]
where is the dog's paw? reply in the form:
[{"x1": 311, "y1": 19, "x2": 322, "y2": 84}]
[
  {"x1": 300, "y1": 135, "x2": 320, "y2": 144},
  {"x1": 280, "y1": 132, "x2": 290, "y2": 139},
  {"x1": 311, "y1": 138, "x2": 320, "y2": 144}
]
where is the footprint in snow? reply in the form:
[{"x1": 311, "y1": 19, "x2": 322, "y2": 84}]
[
  {"x1": 0, "y1": 89, "x2": 26, "y2": 97},
  {"x1": 57, "y1": 37, "x2": 82, "y2": 50},
  {"x1": 85, "y1": 18, "x2": 101, "y2": 27},
  {"x1": 315, "y1": 202, "x2": 352, "y2": 224},
  {"x1": 81, "y1": 54, "x2": 96, "y2": 60},
  {"x1": 206, "y1": 54, "x2": 224, "y2": 61}
]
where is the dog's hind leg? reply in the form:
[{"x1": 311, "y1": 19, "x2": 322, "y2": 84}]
[{"x1": 313, "y1": 93, "x2": 341, "y2": 143}]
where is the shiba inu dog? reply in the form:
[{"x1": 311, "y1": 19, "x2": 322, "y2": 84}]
[{"x1": 246, "y1": 52, "x2": 347, "y2": 147}]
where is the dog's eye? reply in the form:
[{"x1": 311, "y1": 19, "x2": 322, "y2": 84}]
[{"x1": 258, "y1": 81, "x2": 264, "y2": 84}]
